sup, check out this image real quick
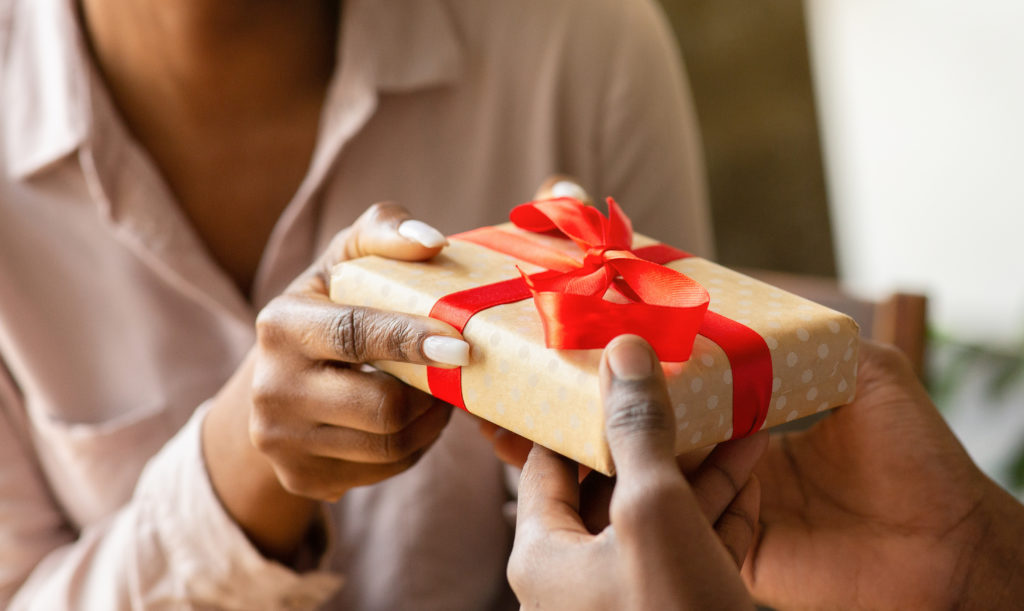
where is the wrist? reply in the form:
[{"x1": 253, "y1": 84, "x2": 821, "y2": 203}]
[{"x1": 203, "y1": 351, "x2": 320, "y2": 564}]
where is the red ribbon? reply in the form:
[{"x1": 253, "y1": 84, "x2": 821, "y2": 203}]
[
  {"x1": 460, "y1": 197, "x2": 710, "y2": 362},
  {"x1": 427, "y1": 197, "x2": 772, "y2": 440}
]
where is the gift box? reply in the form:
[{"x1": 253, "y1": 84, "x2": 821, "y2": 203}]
[{"x1": 330, "y1": 198, "x2": 859, "y2": 475}]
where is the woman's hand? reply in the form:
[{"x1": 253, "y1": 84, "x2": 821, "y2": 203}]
[
  {"x1": 203, "y1": 202, "x2": 468, "y2": 562},
  {"x1": 745, "y1": 339, "x2": 1024, "y2": 609},
  {"x1": 508, "y1": 335, "x2": 761, "y2": 610}
]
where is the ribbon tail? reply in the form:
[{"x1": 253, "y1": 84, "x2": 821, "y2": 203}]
[
  {"x1": 530, "y1": 290, "x2": 709, "y2": 362},
  {"x1": 604, "y1": 197, "x2": 633, "y2": 249}
]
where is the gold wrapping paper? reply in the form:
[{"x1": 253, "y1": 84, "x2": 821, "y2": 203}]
[{"x1": 330, "y1": 226, "x2": 859, "y2": 475}]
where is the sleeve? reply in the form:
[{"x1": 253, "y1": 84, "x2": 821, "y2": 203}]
[
  {"x1": 0, "y1": 361, "x2": 342, "y2": 610},
  {"x1": 591, "y1": 0, "x2": 714, "y2": 257}
]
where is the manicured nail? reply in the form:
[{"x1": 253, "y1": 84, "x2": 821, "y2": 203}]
[
  {"x1": 607, "y1": 336, "x2": 654, "y2": 380},
  {"x1": 423, "y1": 336, "x2": 470, "y2": 367},
  {"x1": 550, "y1": 180, "x2": 589, "y2": 202},
  {"x1": 399, "y1": 219, "x2": 448, "y2": 248}
]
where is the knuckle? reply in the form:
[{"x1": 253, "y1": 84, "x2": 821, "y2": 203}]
[
  {"x1": 611, "y1": 477, "x2": 683, "y2": 532},
  {"x1": 353, "y1": 202, "x2": 391, "y2": 236},
  {"x1": 328, "y1": 307, "x2": 365, "y2": 361},
  {"x1": 604, "y1": 389, "x2": 671, "y2": 438},
  {"x1": 873, "y1": 341, "x2": 912, "y2": 372},
  {"x1": 862, "y1": 340, "x2": 917, "y2": 387},
  {"x1": 255, "y1": 302, "x2": 290, "y2": 349},
  {"x1": 506, "y1": 548, "x2": 530, "y2": 593},
  {"x1": 394, "y1": 447, "x2": 427, "y2": 471},
  {"x1": 250, "y1": 366, "x2": 294, "y2": 417},
  {"x1": 250, "y1": 371, "x2": 281, "y2": 407},
  {"x1": 707, "y1": 461, "x2": 743, "y2": 497},
  {"x1": 716, "y1": 508, "x2": 756, "y2": 565},
  {"x1": 720, "y1": 504, "x2": 757, "y2": 537},
  {"x1": 248, "y1": 374, "x2": 299, "y2": 457},
  {"x1": 363, "y1": 201, "x2": 387, "y2": 222},
  {"x1": 276, "y1": 463, "x2": 346, "y2": 502},
  {"x1": 362, "y1": 201, "x2": 404, "y2": 225},
  {"x1": 325, "y1": 303, "x2": 426, "y2": 364},
  {"x1": 248, "y1": 410, "x2": 284, "y2": 455},
  {"x1": 506, "y1": 527, "x2": 546, "y2": 593},
  {"x1": 379, "y1": 430, "x2": 416, "y2": 462},
  {"x1": 276, "y1": 470, "x2": 319, "y2": 499},
  {"x1": 379, "y1": 317, "x2": 420, "y2": 362},
  {"x1": 372, "y1": 383, "x2": 413, "y2": 434}
]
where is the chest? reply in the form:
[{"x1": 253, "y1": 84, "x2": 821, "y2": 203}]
[{"x1": 134, "y1": 98, "x2": 323, "y2": 296}]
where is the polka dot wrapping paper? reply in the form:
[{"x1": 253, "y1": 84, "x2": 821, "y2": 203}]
[{"x1": 330, "y1": 224, "x2": 859, "y2": 475}]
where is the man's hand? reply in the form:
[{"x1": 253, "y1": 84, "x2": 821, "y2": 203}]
[
  {"x1": 745, "y1": 339, "x2": 1024, "y2": 609},
  {"x1": 508, "y1": 335, "x2": 761, "y2": 610}
]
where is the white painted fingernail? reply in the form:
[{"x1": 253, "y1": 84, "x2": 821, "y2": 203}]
[
  {"x1": 423, "y1": 336, "x2": 470, "y2": 367},
  {"x1": 399, "y1": 219, "x2": 448, "y2": 248},
  {"x1": 550, "y1": 180, "x2": 589, "y2": 201}
]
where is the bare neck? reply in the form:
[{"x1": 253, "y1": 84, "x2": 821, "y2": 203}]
[
  {"x1": 76, "y1": 1, "x2": 342, "y2": 297},
  {"x1": 78, "y1": 0, "x2": 340, "y2": 122}
]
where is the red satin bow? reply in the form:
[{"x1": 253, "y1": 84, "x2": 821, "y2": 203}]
[{"x1": 504, "y1": 197, "x2": 710, "y2": 362}]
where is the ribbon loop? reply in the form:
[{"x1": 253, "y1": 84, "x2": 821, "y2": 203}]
[{"x1": 506, "y1": 197, "x2": 710, "y2": 362}]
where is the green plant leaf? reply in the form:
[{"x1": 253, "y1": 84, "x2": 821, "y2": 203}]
[{"x1": 1010, "y1": 444, "x2": 1024, "y2": 492}]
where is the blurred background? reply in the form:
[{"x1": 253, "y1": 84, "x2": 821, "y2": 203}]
[{"x1": 658, "y1": 0, "x2": 1024, "y2": 498}]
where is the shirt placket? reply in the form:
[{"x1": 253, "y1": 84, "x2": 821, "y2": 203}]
[
  {"x1": 76, "y1": 24, "x2": 381, "y2": 328},
  {"x1": 249, "y1": 5, "x2": 382, "y2": 309},
  {"x1": 78, "y1": 86, "x2": 256, "y2": 335},
  {"x1": 249, "y1": 71, "x2": 379, "y2": 309}
]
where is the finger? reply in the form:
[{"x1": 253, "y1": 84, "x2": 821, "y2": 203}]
[
  {"x1": 308, "y1": 367, "x2": 439, "y2": 433},
  {"x1": 533, "y1": 175, "x2": 595, "y2": 205},
  {"x1": 252, "y1": 364, "x2": 435, "y2": 435},
  {"x1": 600, "y1": 335, "x2": 679, "y2": 481},
  {"x1": 347, "y1": 201, "x2": 448, "y2": 261},
  {"x1": 509, "y1": 444, "x2": 598, "y2": 608},
  {"x1": 302, "y1": 402, "x2": 453, "y2": 464},
  {"x1": 256, "y1": 293, "x2": 469, "y2": 367},
  {"x1": 477, "y1": 419, "x2": 500, "y2": 441},
  {"x1": 689, "y1": 432, "x2": 768, "y2": 524},
  {"x1": 517, "y1": 444, "x2": 588, "y2": 538},
  {"x1": 492, "y1": 427, "x2": 533, "y2": 469},
  {"x1": 478, "y1": 422, "x2": 534, "y2": 470},
  {"x1": 298, "y1": 204, "x2": 448, "y2": 295},
  {"x1": 854, "y1": 339, "x2": 932, "y2": 407},
  {"x1": 714, "y1": 475, "x2": 761, "y2": 568},
  {"x1": 270, "y1": 447, "x2": 433, "y2": 502}
]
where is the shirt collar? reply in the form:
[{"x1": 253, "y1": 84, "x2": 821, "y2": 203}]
[
  {"x1": 358, "y1": 0, "x2": 464, "y2": 93},
  {"x1": 2, "y1": 0, "x2": 91, "y2": 179},
  {"x1": 2, "y1": 0, "x2": 465, "y2": 181}
]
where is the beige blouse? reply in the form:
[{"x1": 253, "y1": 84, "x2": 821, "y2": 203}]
[{"x1": 0, "y1": 0, "x2": 711, "y2": 608}]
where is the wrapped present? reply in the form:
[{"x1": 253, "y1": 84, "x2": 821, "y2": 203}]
[{"x1": 330, "y1": 198, "x2": 859, "y2": 475}]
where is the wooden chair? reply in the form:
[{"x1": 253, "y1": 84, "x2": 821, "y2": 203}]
[{"x1": 741, "y1": 269, "x2": 929, "y2": 381}]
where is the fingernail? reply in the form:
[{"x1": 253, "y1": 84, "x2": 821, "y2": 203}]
[
  {"x1": 423, "y1": 336, "x2": 470, "y2": 367},
  {"x1": 550, "y1": 180, "x2": 589, "y2": 202},
  {"x1": 607, "y1": 337, "x2": 654, "y2": 380},
  {"x1": 399, "y1": 219, "x2": 448, "y2": 248}
]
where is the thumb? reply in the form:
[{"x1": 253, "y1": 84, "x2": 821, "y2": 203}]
[
  {"x1": 306, "y1": 202, "x2": 448, "y2": 292},
  {"x1": 533, "y1": 175, "x2": 594, "y2": 205},
  {"x1": 600, "y1": 334, "x2": 678, "y2": 480},
  {"x1": 347, "y1": 201, "x2": 448, "y2": 261}
]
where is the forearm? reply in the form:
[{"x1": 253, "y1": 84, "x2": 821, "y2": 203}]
[{"x1": 202, "y1": 349, "x2": 320, "y2": 564}]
